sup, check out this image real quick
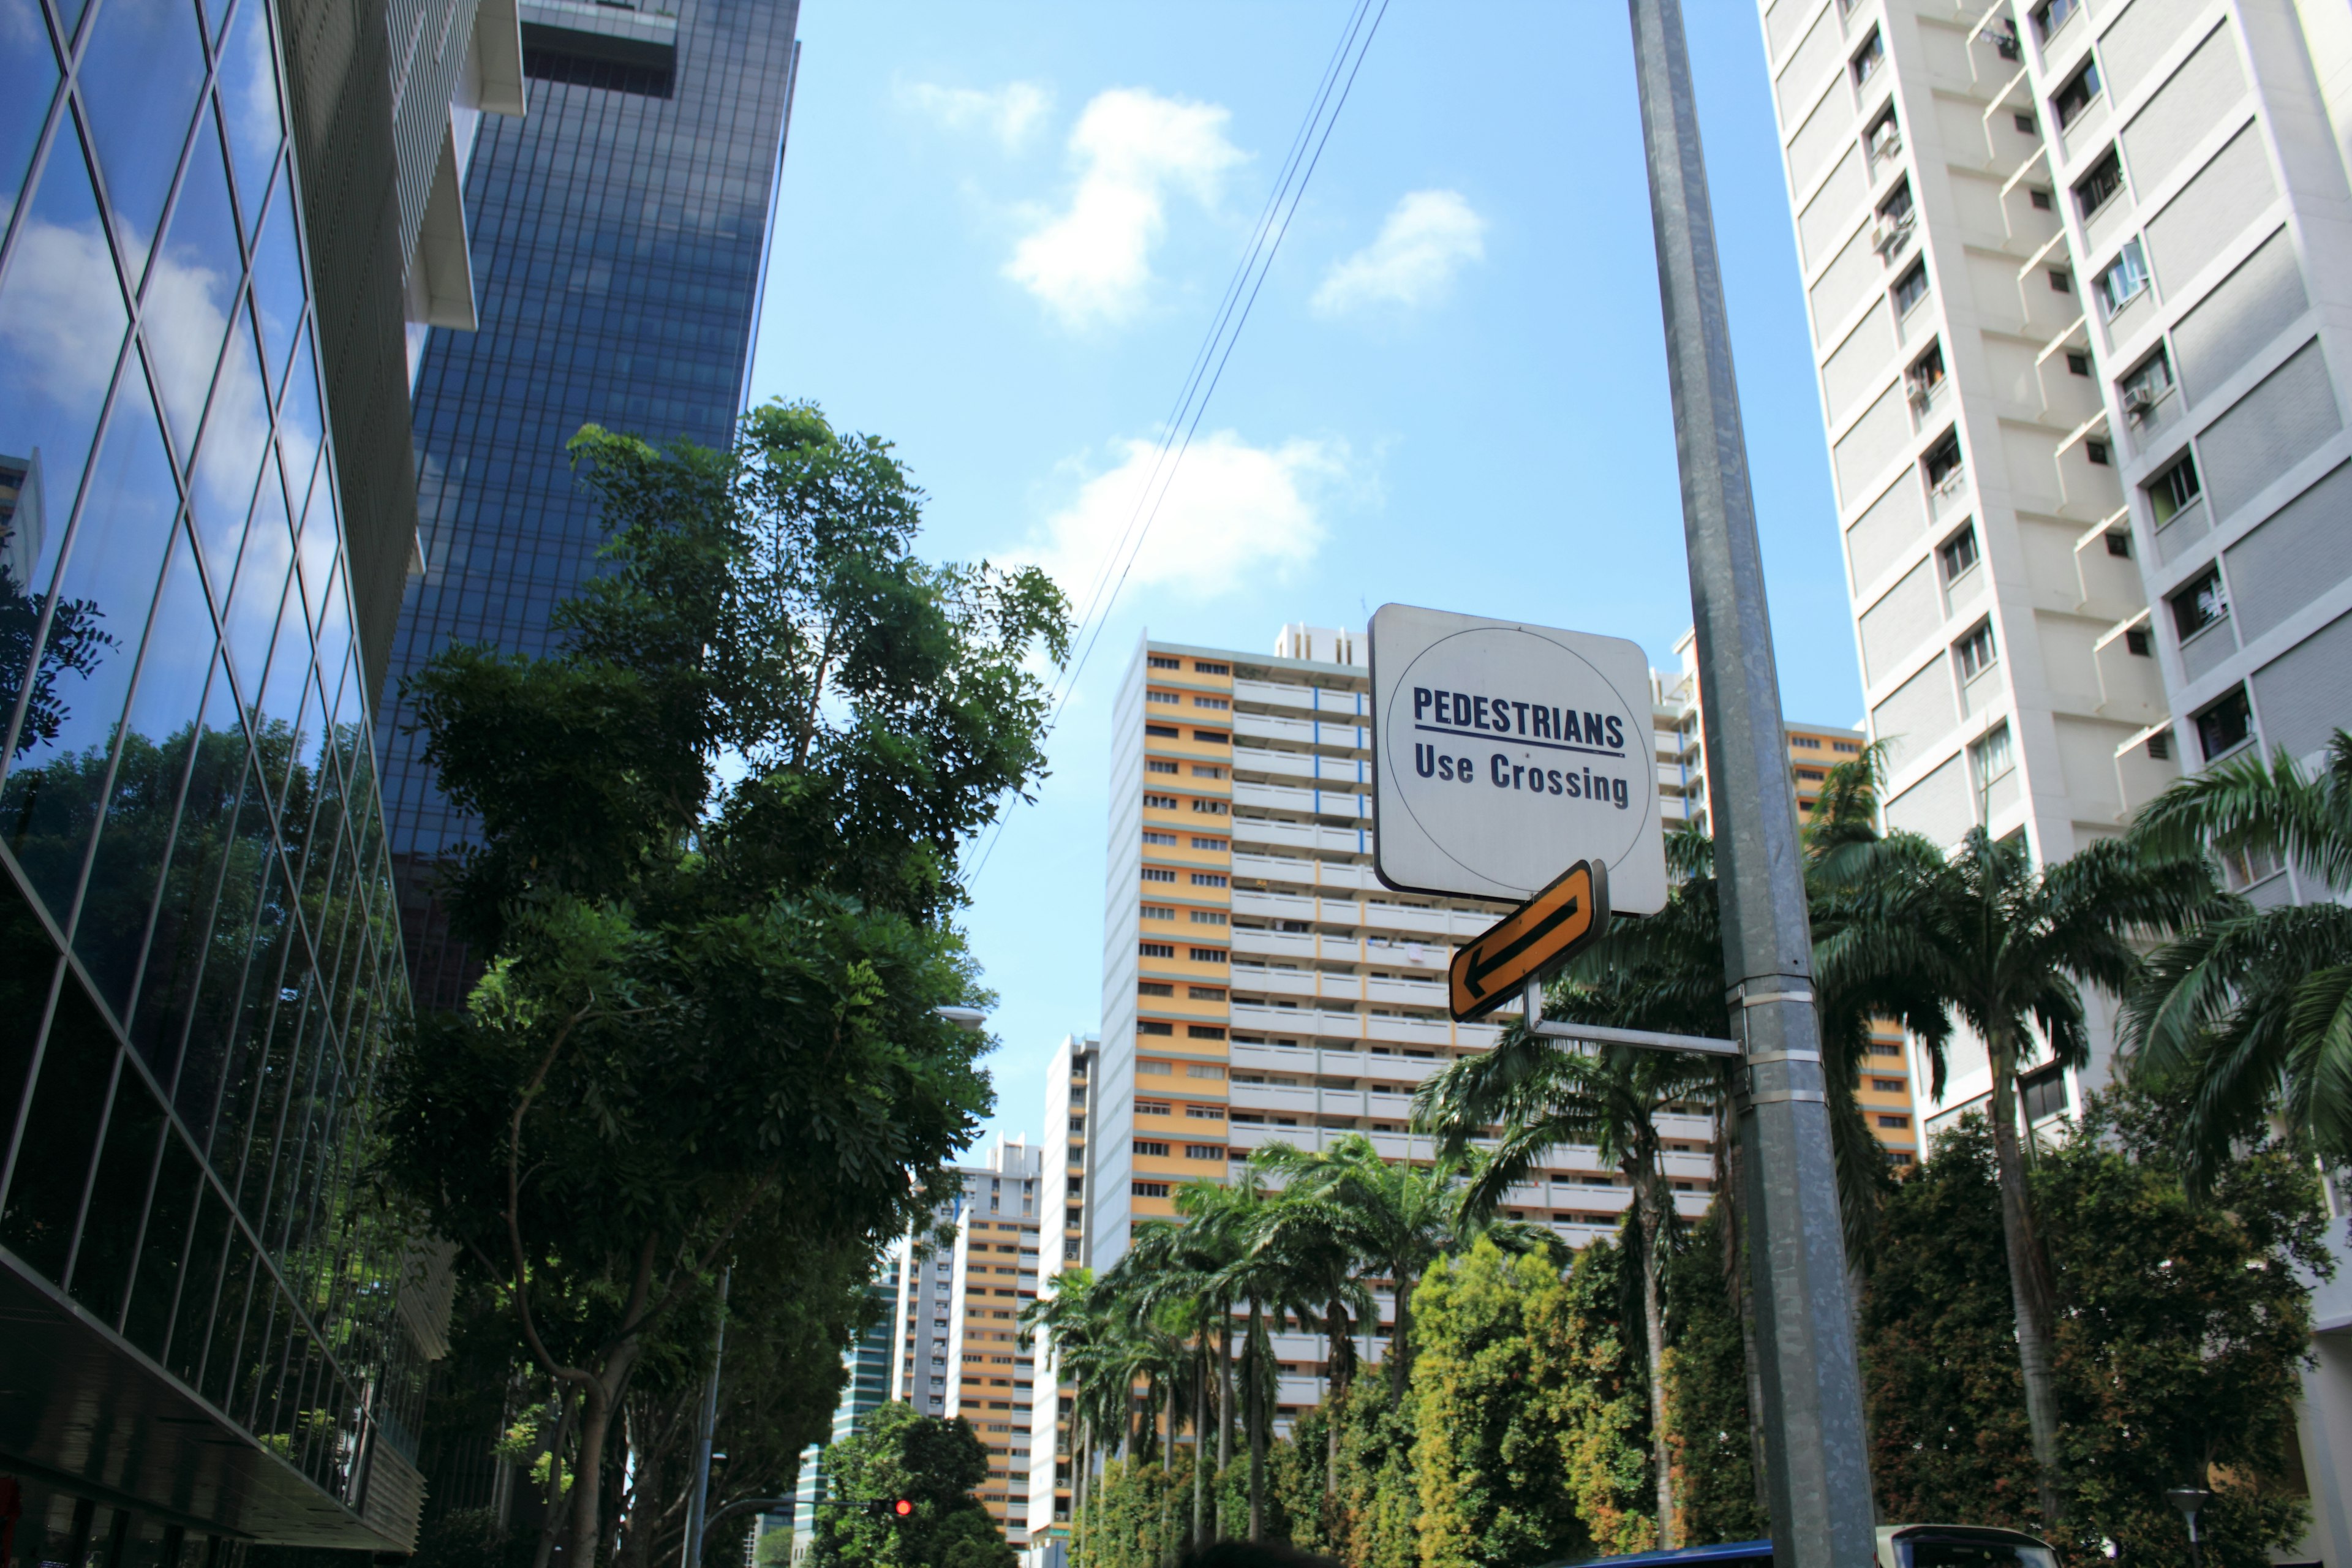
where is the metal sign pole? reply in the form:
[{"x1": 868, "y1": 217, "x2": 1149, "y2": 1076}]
[{"x1": 1624, "y1": 0, "x2": 1879, "y2": 1563}]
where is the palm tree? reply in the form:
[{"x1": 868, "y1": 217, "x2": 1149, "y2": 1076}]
[
  {"x1": 2124, "y1": 731, "x2": 2352, "y2": 1185},
  {"x1": 1243, "y1": 1177, "x2": 1378, "y2": 1504},
  {"x1": 1022, "y1": 1268, "x2": 1120, "y2": 1563},
  {"x1": 1203, "y1": 1174, "x2": 1322, "y2": 1542},
  {"x1": 1815, "y1": 826, "x2": 2215, "y2": 1528},
  {"x1": 1120, "y1": 1210, "x2": 1237, "y2": 1548}
]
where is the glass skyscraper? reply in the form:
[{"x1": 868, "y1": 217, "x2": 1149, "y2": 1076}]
[
  {"x1": 379, "y1": 0, "x2": 802, "y2": 1008},
  {"x1": 0, "y1": 0, "x2": 502, "y2": 1556}
]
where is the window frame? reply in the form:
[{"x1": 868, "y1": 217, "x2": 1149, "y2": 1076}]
[
  {"x1": 2075, "y1": 148, "x2": 2125, "y2": 218},
  {"x1": 2168, "y1": 567, "x2": 2229, "y2": 643},
  {"x1": 2147, "y1": 451, "x2": 2202, "y2": 524},
  {"x1": 1937, "y1": 523, "x2": 1980, "y2": 584},
  {"x1": 1892, "y1": 258, "x2": 1931, "y2": 317},
  {"x1": 2194, "y1": 687, "x2": 2254, "y2": 761},
  {"x1": 1954, "y1": 619, "x2": 1999, "y2": 682},
  {"x1": 2093, "y1": 238, "x2": 2151, "y2": 318},
  {"x1": 2051, "y1": 58, "x2": 2103, "y2": 129}
]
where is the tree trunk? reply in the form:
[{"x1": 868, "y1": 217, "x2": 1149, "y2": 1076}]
[
  {"x1": 1325, "y1": 1297, "x2": 1348, "y2": 1500},
  {"x1": 535, "y1": 1391, "x2": 579, "y2": 1568},
  {"x1": 1072, "y1": 1418, "x2": 1090, "y2": 1568},
  {"x1": 1193, "y1": 1339, "x2": 1210, "y2": 1547},
  {"x1": 570, "y1": 1362, "x2": 633, "y2": 1568},
  {"x1": 1387, "y1": 1271, "x2": 1415, "y2": 1401},
  {"x1": 1988, "y1": 1027, "x2": 2065, "y2": 1531},
  {"x1": 1635, "y1": 1167, "x2": 1678, "y2": 1550},
  {"x1": 1218, "y1": 1315, "x2": 1234, "y2": 1531},
  {"x1": 615, "y1": 1401, "x2": 657, "y2": 1568},
  {"x1": 1246, "y1": 1302, "x2": 1267, "y2": 1542}
]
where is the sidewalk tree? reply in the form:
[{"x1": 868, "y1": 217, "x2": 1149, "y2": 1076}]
[
  {"x1": 384, "y1": 401, "x2": 1068, "y2": 1567},
  {"x1": 807, "y1": 1401, "x2": 1013, "y2": 1568}
]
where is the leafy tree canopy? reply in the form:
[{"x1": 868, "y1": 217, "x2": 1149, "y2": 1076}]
[{"x1": 808, "y1": 1401, "x2": 1016, "y2": 1568}]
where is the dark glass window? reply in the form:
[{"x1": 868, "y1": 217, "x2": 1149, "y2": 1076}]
[
  {"x1": 1937, "y1": 526, "x2": 1978, "y2": 582},
  {"x1": 2076, "y1": 148, "x2": 2125, "y2": 217},
  {"x1": 2052, "y1": 61, "x2": 2102, "y2": 128},
  {"x1": 2149, "y1": 452, "x2": 2201, "y2": 524},
  {"x1": 1955, "y1": 620, "x2": 1997, "y2": 680},
  {"x1": 76, "y1": 0, "x2": 208, "y2": 285},
  {"x1": 2169, "y1": 567, "x2": 2228, "y2": 641},
  {"x1": 1924, "y1": 429, "x2": 1964, "y2": 488},
  {"x1": 2020, "y1": 1065, "x2": 2067, "y2": 1121},
  {"x1": 0, "y1": 973, "x2": 121, "y2": 1281},
  {"x1": 2195, "y1": 687, "x2": 2253, "y2": 760},
  {"x1": 1893, "y1": 260, "x2": 1929, "y2": 315}
]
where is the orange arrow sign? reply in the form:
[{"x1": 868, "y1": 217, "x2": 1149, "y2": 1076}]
[{"x1": 1449, "y1": 859, "x2": 1611, "y2": 1022}]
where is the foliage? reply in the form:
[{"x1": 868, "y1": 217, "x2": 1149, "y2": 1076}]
[
  {"x1": 1864, "y1": 1095, "x2": 2326, "y2": 1567},
  {"x1": 1660, "y1": 1212, "x2": 1765, "y2": 1546},
  {"x1": 807, "y1": 1401, "x2": 1014, "y2": 1568},
  {"x1": 386, "y1": 400, "x2": 1068, "y2": 1565},
  {"x1": 1410, "y1": 1238, "x2": 1649, "y2": 1568},
  {"x1": 2125, "y1": 731, "x2": 2352, "y2": 1185},
  {"x1": 408, "y1": 1509, "x2": 537, "y2": 1568}
]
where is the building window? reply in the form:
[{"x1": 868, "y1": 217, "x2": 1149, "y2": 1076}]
[
  {"x1": 1867, "y1": 107, "x2": 1901, "y2": 162},
  {"x1": 1139, "y1": 942, "x2": 1175, "y2": 958},
  {"x1": 2016, "y1": 113, "x2": 2039, "y2": 135},
  {"x1": 1139, "y1": 981, "x2": 1174, "y2": 996},
  {"x1": 2065, "y1": 350, "x2": 2090, "y2": 377},
  {"x1": 1192, "y1": 872, "x2": 1227, "y2": 886},
  {"x1": 2105, "y1": 530, "x2": 2132, "y2": 558},
  {"x1": 1143, "y1": 830, "x2": 1178, "y2": 845},
  {"x1": 1852, "y1": 28, "x2": 1885, "y2": 86},
  {"x1": 1139, "y1": 1059, "x2": 1172, "y2": 1074},
  {"x1": 1969, "y1": 723, "x2": 2016, "y2": 790},
  {"x1": 1190, "y1": 948, "x2": 1227, "y2": 964},
  {"x1": 2149, "y1": 452, "x2": 2202, "y2": 524},
  {"x1": 1924, "y1": 429, "x2": 1964, "y2": 492},
  {"x1": 2169, "y1": 567, "x2": 2228, "y2": 641},
  {"x1": 1185, "y1": 1145, "x2": 1224, "y2": 1161},
  {"x1": 1147, "y1": 759, "x2": 1177, "y2": 774},
  {"x1": 1874, "y1": 181, "x2": 1916, "y2": 257},
  {"x1": 2030, "y1": 186, "x2": 2052, "y2": 208},
  {"x1": 1136, "y1": 1099, "x2": 1172, "y2": 1115},
  {"x1": 1194, "y1": 661, "x2": 1229, "y2": 675},
  {"x1": 1937, "y1": 524, "x2": 1980, "y2": 583},
  {"x1": 2194, "y1": 687, "x2": 2253, "y2": 761},
  {"x1": 1142, "y1": 866, "x2": 1177, "y2": 882},
  {"x1": 1873, "y1": 1077, "x2": 1906, "y2": 1092},
  {"x1": 2119, "y1": 346, "x2": 2174, "y2": 421},
  {"x1": 2222, "y1": 841, "x2": 2284, "y2": 891},
  {"x1": 2019, "y1": 1065, "x2": 2068, "y2": 1122},
  {"x1": 2051, "y1": 59, "x2": 2102, "y2": 129},
  {"x1": 1194, "y1": 729, "x2": 1228, "y2": 744},
  {"x1": 2125, "y1": 625, "x2": 2152, "y2": 656},
  {"x1": 1191, "y1": 799, "x2": 1228, "y2": 815},
  {"x1": 1132, "y1": 1182, "x2": 1170, "y2": 1197},
  {"x1": 1141, "y1": 904, "x2": 1175, "y2": 920},
  {"x1": 1877, "y1": 1114, "x2": 1913, "y2": 1129},
  {"x1": 2029, "y1": 0, "x2": 2079, "y2": 40},
  {"x1": 1186, "y1": 1104, "x2": 1226, "y2": 1119},
  {"x1": 1145, "y1": 723, "x2": 1179, "y2": 737},
  {"x1": 1955, "y1": 619, "x2": 1998, "y2": 680},
  {"x1": 2093, "y1": 239, "x2": 2150, "y2": 318},
  {"x1": 1194, "y1": 696, "x2": 1230, "y2": 710},
  {"x1": 1189, "y1": 910, "x2": 1227, "y2": 925},
  {"x1": 1148, "y1": 655, "x2": 1182, "y2": 669},
  {"x1": 1134, "y1": 1140, "x2": 1170, "y2": 1157},
  {"x1": 1147, "y1": 690, "x2": 1180, "y2": 704},
  {"x1": 1188, "y1": 985, "x2": 1225, "y2": 1000},
  {"x1": 1144, "y1": 793, "x2": 1177, "y2": 809},
  {"x1": 1191, "y1": 835, "x2": 1226, "y2": 849},
  {"x1": 2075, "y1": 148, "x2": 2124, "y2": 217},
  {"x1": 1191, "y1": 764, "x2": 1224, "y2": 778},
  {"x1": 2086, "y1": 439, "x2": 2110, "y2": 466},
  {"x1": 1893, "y1": 260, "x2": 1930, "y2": 317},
  {"x1": 1186, "y1": 1062, "x2": 1227, "y2": 1078},
  {"x1": 1137, "y1": 1019, "x2": 1174, "y2": 1035},
  {"x1": 1905, "y1": 342, "x2": 1945, "y2": 410}
]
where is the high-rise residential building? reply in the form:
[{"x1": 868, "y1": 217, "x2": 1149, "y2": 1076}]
[
  {"x1": 1023, "y1": 1033, "x2": 1098, "y2": 1546},
  {"x1": 1755, "y1": 0, "x2": 2352, "y2": 1125},
  {"x1": 1757, "y1": 0, "x2": 2351, "y2": 1547},
  {"x1": 1656, "y1": 633, "x2": 1922, "y2": 1164},
  {"x1": 890, "y1": 1138, "x2": 1044, "y2": 1545},
  {"x1": 1024, "y1": 623, "x2": 1721, "y2": 1530},
  {"x1": 783, "y1": 1258, "x2": 902, "y2": 1562},
  {"x1": 0, "y1": 0, "x2": 505, "y2": 1555},
  {"x1": 375, "y1": 0, "x2": 802, "y2": 1008}
]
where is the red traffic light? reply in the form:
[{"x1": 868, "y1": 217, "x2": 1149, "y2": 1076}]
[{"x1": 892, "y1": 1499, "x2": 913, "y2": 1517}]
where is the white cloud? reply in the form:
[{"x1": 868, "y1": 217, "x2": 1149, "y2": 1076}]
[
  {"x1": 897, "y1": 80, "x2": 1052, "y2": 151},
  {"x1": 1311, "y1": 189, "x2": 1487, "y2": 317},
  {"x1": 1016, "y1": 431, "x2": 1338, "y2": 603},
  {"x1": 1005, "y1": 89, "x2": 1245, "y2": 328}
]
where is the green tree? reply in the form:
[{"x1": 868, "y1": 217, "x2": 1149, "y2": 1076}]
[
  {"x1": 808, "y1": 1401, "x2": 1014, "y2": 1568},
  {"x1": 1816, "y1": 827, "x2": 2214, "y2": 1527},
  {"x1": 2125, "y1": 731, "x2": 2352, "y2": 1185},
  {"x1": 1661, "y1": 1210, "x2": 1766, "y2": 1545},
  {"x1": 385, "y1": 401, "x2": 1069, "y2": 1566},
  {"x1": 1863, "y1": 1095, "x2": 2326, "y2": 1566}
]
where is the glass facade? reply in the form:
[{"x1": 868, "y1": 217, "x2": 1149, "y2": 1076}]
[
  {"x1": 0, "y1": 0, "x2": 420, "y2": 1551},
  {"x1": 378, "y1": 0, "x2": 800, "y2": 1008}
]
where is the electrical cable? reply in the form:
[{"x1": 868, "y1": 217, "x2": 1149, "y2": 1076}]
[{"x1": 967, "y1": 0, "x2": 1393, "y2": 884}]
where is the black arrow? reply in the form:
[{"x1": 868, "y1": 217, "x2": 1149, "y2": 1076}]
[{"x1": 1461, "y1": 893, "x2": 1580, "y2": 1000}]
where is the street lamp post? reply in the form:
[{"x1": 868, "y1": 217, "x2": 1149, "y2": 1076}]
[
  {"x1": 2169, "y1": 1486, "x2": 2212, "y2": 1568},
  {"x1": 1625, "y1": 0, "x2": 1880, "y2": 1563}
]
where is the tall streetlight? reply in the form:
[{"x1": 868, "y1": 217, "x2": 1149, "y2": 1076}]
[{"x1": 1626, "y1": 0, "x2": 1879, "y2": 1562}]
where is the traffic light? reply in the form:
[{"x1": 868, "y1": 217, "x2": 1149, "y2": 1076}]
[{"x1": 864, "y1": 1497, "x2": 916, "y2": 1523}]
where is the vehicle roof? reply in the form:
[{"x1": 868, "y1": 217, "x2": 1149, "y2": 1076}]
[{"x1": 1537, "y1": 1541, "x2": 1774, "y2": 1568}]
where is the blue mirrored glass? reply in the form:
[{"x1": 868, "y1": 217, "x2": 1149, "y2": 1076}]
[
  {"x1": 217, "y1": 448, "x2": 287, "y2": 699},
  {"x1": 189, "y1": 304, "x2": 268, "y2": 560},
  {"x1": 310, "y1": 568, "x2": 348, "y2": 694},
  {"x1": 77, "y1": 0, "x2": 205, "y2": 287},
  {"x1": 0, "y1": 368, "x2": 177, "y2": 925},
  {"x1": 247, "y1": 167, "x2": 303, "y2": 397},
  {"x1": 0, "y1": 126, "x2": 129, "y2": 726},
  {"x1": 292, "y1": 451, "x2": 333, "y2": 622},
  {"x1": 147, "y1": 108, "x2": 238, "y2": 467},
  {"x1": 127, "y1": 650, "x2": 239, "y2": 1074},
  {"x1": 77, "y1": 519, "x2": 214, "y2": 1013},
  {"x1": 214, "y1": 0, "x2": 279, "y2": 238},
  {"x1": 255, "y1": 568, "x2": 308, "y2": 799},
  {"x1": 0, "y1": 0, "x2": 59, "y2": 235},
  {"x1": 274, "y1": 328, "x2": 320, "y2": 492}
]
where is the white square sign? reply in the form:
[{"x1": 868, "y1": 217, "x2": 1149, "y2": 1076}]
[{"x1": 1369, "y1": 603, "x2": 1668, "y2": 914}]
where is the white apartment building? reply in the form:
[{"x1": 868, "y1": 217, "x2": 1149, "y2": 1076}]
[
  {"x1": 889, "y1": 1137, "x2": 1044, "y2": 1545},
  {"x1": 1024, "y1": 1034, "x2": 1098, "y2": 1542},
  {"x1": 1022, "y1": 625, "x2": 1722, "y2": 1551},
  {"x1": 1758, "y1": 0, "x2": 2351, "y2": 1548}
]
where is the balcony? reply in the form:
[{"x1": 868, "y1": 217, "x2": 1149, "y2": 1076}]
[
  {"x1": 1231, "y1": 926, "x2": 1319, "y2": 962},
  {"x1": 1233, "y1": 677, "x2": 1368, "y2": 719},
  {"x1": 1234, "y1": 710, "x2": 1369, "y2": 752}
]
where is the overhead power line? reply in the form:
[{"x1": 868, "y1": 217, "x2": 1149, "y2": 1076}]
[{"x1": 969, "y1": 0, "x2": 1393, "y2": 884}]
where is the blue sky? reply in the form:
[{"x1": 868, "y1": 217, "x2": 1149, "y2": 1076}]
[{"x1": 744, "y1": 1, "x2": 1855, "y2": 1148}]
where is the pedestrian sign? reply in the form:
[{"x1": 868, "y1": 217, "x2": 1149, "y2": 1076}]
[
  {"x1": 1449, "y1": 859, "x2": 1609, "y2": 1021},
  {"x1": 1370, "y1": 603, "x2": 1667, "y2": 914}
]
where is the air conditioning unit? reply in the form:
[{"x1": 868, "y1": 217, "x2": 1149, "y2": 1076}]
[
  {"x1": 1871, "y1": 127, "x2": 1904, "y2": 160},
  {"x1": 1871, "y1": 219, "x2": 1906, "y2": 256},
  {"x1": 1933, "y1": 467, "x2": 1967, "y2": 498},
  {"x1": 1907, "y1": 382, "x2": 1936, "y2": 413},
  {"x1": 2122, "y1": 386, "x2": 2156, "y2": 419},
  {"x1": 1986, "y1": 23, "x2": 2021, "y2": 58}
]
